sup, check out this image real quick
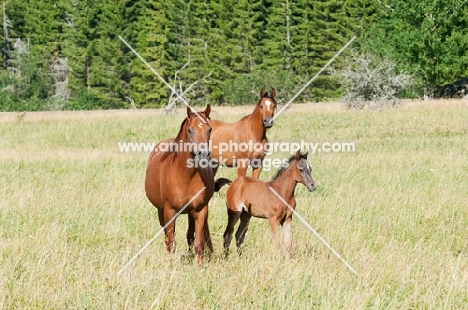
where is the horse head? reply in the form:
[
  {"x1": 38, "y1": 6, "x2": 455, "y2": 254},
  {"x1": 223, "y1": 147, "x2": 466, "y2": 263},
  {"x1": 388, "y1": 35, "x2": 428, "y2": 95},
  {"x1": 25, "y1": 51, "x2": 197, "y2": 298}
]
[
  {"x1": 184, "y1": 105, "x2": 212, "y2": 160},
  {"x1": 293, "y1": 150, "x2": 317, "y2": 192},
  {"x1": 258, "y1": 88, "x2": 277, "y2": 128}
]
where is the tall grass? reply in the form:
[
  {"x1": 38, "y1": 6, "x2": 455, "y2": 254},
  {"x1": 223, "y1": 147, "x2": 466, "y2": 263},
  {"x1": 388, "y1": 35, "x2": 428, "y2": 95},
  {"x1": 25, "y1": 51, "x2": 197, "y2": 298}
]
[{"x1": 0, "y1": 100, "x2": 467, "y2": 308}]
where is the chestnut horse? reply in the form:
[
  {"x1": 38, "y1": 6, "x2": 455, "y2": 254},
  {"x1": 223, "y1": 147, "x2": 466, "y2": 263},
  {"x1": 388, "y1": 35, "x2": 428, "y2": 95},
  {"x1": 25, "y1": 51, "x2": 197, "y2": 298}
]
[
  {"x1": 223, "y1": 151, "x2": 316, "y2": 256},
  {"x1": 145, "y1": 105, "x2": 214, "y2": 262},
  {"x1": 209, "y1": 89, "x2": 277, "y2": 179}
]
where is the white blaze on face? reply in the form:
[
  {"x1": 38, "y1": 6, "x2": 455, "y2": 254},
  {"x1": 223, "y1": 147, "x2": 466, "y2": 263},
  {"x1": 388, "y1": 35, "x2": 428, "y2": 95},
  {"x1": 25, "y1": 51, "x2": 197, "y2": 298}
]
[{"x1": 264, "y1": 99, "x2": 272, "y2": 112}]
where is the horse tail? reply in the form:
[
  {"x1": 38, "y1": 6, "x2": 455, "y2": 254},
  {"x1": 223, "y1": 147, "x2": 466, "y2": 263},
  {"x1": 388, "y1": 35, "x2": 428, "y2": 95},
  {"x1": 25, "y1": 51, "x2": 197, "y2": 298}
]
[{"x1": 214, "y1": 177, "x2": 232, "y2": 192}]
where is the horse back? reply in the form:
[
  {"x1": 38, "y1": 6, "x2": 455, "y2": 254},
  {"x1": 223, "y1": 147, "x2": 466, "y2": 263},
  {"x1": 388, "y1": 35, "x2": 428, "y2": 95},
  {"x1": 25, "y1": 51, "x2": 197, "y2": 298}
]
[
  {"x1": 226, "y1": 176, "x2": 272, "y2": 217},
  {"x1": 147, "y1": 138, "x2": 174, "y2": 163},
  {"x1": 208, "y1": 118, "x2": 268, "y2": 169},
  {"x1": 208, "y1": 119, "x2": 241, "y2": 141}
]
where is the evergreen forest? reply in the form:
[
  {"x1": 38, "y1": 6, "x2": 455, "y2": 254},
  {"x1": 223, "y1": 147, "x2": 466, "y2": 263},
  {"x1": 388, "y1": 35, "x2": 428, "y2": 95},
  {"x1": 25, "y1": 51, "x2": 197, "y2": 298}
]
[{"x1": 1, "y1": 0, "x2": 467, "y2": 110}]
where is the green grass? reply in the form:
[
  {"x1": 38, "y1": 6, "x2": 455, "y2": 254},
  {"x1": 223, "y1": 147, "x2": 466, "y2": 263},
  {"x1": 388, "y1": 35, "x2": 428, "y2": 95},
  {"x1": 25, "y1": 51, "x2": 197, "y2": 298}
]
[{"x1": 1, "y1": 101, "x2": 467, "y2": 308}]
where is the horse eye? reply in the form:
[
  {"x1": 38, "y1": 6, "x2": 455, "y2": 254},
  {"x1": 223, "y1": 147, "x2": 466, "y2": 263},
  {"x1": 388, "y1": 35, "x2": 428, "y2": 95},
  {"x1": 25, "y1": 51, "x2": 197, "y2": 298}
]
[
  {"x1": 188, "y1": 127, "x2": 194, "y2": 134},
  {"x1": 298, "y1": 168, "x2": 303, "y2": 172},
  {"x1": 208, "y1": 127, "x2": 212, "y2": 133}
]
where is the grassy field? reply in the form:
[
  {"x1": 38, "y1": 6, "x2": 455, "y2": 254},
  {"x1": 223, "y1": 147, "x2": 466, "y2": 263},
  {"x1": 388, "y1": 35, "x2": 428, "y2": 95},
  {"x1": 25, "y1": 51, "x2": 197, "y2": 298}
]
[{"x1": 1, "y1": 100, "x2": 467, "y2": 309}]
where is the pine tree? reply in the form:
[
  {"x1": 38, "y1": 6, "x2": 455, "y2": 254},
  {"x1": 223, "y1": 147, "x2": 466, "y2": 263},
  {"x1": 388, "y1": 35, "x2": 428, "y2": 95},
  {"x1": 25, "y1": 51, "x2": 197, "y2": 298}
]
[
  {"x1": 1, "y1": 0, "x2": 15, "y2": 70},
  {"x1": 23, "y1": 0, "x2": 64, "y2": 57},
  {"x1": 262, "y1": 0, "x2": 293, "y2": 71},
  {"x1": 177, "y1": 0, "x2": 211, "y2": 102},
  {"x1": 290, "y1": 0, "x2": 315, "y2": 73},
  {"x1": 224, "y1": 0, "x2": 265, "y2": 74},
  {"x1": 60, "y1": 0, "x2": 97, "y2": 105},
  {"x1": 128, "y1": 0, "x2": 172, "y2": 107},
  {"x1": 87, "y1": 0, "x2": 129, "y2": 108},
  {"x1": 0, "y1": 0, "x2": 53, "y2": 110},
  {"x1": 343, "y1": 0, "x2": 379, "y2": 42},
  {"x1": 291, "y1": 0, "x2": 352, "y2": 100},
  {"x1": 214, "y1": 0, "x2": 240, "y2": 81}
]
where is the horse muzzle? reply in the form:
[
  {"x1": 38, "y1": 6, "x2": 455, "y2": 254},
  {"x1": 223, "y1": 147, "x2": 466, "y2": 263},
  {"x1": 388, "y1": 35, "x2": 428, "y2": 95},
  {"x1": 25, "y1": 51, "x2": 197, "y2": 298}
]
[
  {"x1": 263, "y1": 118, "x2": 274, "y2": 128},
  {"x1": 195, "y1": 150, "x2": 211, "y2": 160},
  {"x1": 306, "y1": 183, "x2": 317, "y2": 192}
]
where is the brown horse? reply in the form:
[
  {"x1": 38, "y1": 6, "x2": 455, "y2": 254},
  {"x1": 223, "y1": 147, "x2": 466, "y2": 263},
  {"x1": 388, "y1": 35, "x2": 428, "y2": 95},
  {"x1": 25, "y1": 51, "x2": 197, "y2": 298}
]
[
  {"x1": 223, "y1": 150, "x2": 316, "y2": 256},
  {"x1": 145, "y1": 105, "x2": 214, "y2": 262},
  {"x1": 209, "y1": 89, "x2": 277, "y2": 179}
]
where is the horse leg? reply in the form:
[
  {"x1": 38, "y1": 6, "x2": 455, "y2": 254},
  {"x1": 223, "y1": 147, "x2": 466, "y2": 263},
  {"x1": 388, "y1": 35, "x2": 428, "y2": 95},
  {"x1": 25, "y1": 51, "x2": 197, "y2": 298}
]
[
  {"x1": 268, "y1": 217, "x2": 281, "y2": 253},
  {"x1": 235, "y1": 211, "x2": 252, "y2": 255},
  {"x1": 282, "y1": 217, "x2": 293, "y2": 258},
  {"x1": 193, "y1": 206, "x2": 209, "y2": 263},
  {"x1": 204, "y1": 215, "x2": 213, "y2": 253},
  {"x1": 237, "y1": 158, "x2": 250, "y2": 177},
  {"x1": 237, "y1": 165, "x2": 247, "y2": 177},
  {"x1": 187, "y1": 213, "x2": 195, "y2": 251},
  {"x1": 157, "y1": 208, "x2": 165, "y2": 227},
  {"x1": 163, "y1": 207, "x2": 177, "y2": 253},
  {"x1": 251, "y1": 165, "x2": 263, "y2": 179},
  {"x1": 223, "y1": 208, "x2": 241, "y2": 256},
  {"x1": 283, "y1": 198, "x2": 295, "y2": 257}
]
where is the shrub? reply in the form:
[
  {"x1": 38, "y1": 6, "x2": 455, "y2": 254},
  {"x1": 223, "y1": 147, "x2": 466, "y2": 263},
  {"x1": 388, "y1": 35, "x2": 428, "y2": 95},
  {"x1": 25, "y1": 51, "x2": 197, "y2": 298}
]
[
  {"x1": 336, "y1": 52, "x2": 412, "y2": 109},
  {"x1": 66, "y1": 91, "x2": 104, "y2": 110}
]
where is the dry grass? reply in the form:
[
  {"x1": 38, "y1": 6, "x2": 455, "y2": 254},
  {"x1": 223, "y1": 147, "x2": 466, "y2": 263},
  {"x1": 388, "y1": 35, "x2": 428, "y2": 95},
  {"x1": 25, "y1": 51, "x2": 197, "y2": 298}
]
[{"x1": 1, "y1": 100, "x2": 467, "y2": 308}]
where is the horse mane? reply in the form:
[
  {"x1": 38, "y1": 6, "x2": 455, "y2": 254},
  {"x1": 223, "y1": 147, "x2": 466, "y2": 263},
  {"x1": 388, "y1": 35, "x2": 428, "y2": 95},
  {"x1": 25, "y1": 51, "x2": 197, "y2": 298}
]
[
  {"x1": 160, "y1": 111, "x2": 210, "y2": 162},
  {"x1": 173, "y1": 117, "x2": 189, "y2": 142},
  {"x1": 273, "y1": 155, "x2": 296, "y2": 180}
]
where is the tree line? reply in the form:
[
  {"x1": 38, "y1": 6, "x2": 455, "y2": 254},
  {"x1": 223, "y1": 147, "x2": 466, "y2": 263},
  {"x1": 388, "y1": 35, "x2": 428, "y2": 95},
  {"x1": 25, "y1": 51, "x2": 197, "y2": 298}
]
[{"x1": 1, "y1": 0, "x2": 467, "y2": 111}]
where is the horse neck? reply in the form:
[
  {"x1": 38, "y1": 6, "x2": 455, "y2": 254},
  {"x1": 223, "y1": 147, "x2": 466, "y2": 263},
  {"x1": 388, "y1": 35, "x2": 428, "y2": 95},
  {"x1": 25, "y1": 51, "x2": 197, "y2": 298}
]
[
  {"x1": 171, "y1": 128, "x2": 197, "y2": 173},
  {"x1": 270, "y1": 166, "x2": 298, "y2": 200},
  {"x1": 172, "y1": 135, "x2": 214, "y2": 190},
  {"x1": 245, "y1": 104, "x2": 266, "y2": 139},
  {"x1": 197, "y1": 164, "x2": 215, "y2": 193}
]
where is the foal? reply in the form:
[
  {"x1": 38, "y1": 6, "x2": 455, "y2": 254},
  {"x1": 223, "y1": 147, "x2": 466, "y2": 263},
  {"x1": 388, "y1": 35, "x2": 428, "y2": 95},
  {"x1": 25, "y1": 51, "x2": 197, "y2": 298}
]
[{"x1": 223, "y1": 151, "x2": 316, "y2": 256}]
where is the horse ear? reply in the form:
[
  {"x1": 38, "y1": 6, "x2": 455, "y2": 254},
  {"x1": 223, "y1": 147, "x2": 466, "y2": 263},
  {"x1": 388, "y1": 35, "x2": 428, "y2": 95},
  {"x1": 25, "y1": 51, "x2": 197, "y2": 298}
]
[
  {"x1": 204, "y1": 104, "x2": 211, "y2": 118},
  {"x1": 270, "y1": 88, "x2": 276, "y2": 98},
  {"x1": 302, "y1": 151, "x2": 308, "y2": 159},
  {"x1": 186, "y1": 106, "x2": 192, "y2": 118},
  {"x1": 295, "y1": 150, "x2": 301, "y2": 161},
  {"x1": 260, "y1": 88, "x2": 265, "y2": 98}
]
